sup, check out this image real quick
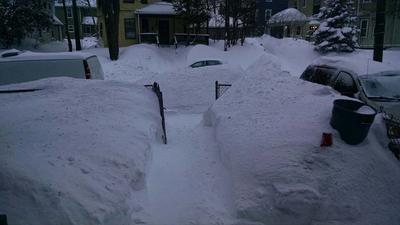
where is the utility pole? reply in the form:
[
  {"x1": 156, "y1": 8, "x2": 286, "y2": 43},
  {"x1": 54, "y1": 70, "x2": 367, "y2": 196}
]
[
  {"x1": 224, "y1": 0, "x2": 229, "y2": 51},
  {"x1": 373, "y1": 0, "x2": 386, "y2": 62},
  {"x1": 72, "y1": 0, "x2": 82, "y2": 50}
]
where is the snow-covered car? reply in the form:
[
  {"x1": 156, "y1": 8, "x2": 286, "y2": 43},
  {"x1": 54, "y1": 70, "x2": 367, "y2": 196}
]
[
  {"x1": 0, "y1": 50, "x2": 104, "y2": 86},
  {"x1": 190, "y1": 60, "x2": 222, "y2": 68},
  {"x1": 300, "y1": 64, "x2": 400, "y2": 118}
]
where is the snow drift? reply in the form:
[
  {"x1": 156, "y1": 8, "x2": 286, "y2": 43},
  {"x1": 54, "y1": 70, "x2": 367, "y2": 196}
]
[
  {"x1": 204, "y1": 55, "x2": 400, "y2": 225},
  {"x1": 0, "y1": 78, "x2": 162, "y2": 225}
]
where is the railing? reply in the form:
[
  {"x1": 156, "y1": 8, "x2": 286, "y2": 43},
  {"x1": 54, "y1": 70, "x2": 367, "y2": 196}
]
[
  {"x1": 215, "y1": 81, "x2": 232, "y2": 100},
  {"x1": 140, "y1": 33, "x2": 159, "y2": 47},
  {"x1": 144, "y1": 82, "x2": 167, "y2": 144},
  {"x1": 174, "y1": 35, "x2": 178, "y2": 49},
  {"x1": 174, "y1": 33, "x2": 210, "y2": 46}
]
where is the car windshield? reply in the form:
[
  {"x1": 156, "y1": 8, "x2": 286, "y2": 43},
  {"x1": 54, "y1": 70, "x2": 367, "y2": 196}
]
[{"x1": 359, "y1": 73, "x2": 400, "y2": 100}]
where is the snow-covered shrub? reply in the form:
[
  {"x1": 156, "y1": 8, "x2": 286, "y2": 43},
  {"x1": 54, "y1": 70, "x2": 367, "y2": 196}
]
[{"x1": 313, "y1": 0, "x2": 359, "y2": 53}]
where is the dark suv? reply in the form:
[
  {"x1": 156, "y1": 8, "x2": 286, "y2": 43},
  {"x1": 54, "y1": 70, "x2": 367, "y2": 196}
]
[{"x1": 300, "y1": 64, "x2": 359, "y2": 97}]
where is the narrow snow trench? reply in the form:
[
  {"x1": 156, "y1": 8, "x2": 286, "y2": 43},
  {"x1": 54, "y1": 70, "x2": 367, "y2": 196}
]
[{"x1": 145, "y1": 112, "x2": 236, "y2": 225}]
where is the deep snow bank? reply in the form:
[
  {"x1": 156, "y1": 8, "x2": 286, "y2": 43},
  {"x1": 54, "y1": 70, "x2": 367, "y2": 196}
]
[
  {"x1": 204, "y1": 56, "x2": 400, "y2": 225},
  {"x1": 0, "y1": 78, "x2": 161, "y2": 225}
]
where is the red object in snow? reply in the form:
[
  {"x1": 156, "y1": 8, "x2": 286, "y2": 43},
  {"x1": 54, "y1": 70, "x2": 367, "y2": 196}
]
[{"x1": 321, "y1": 133, "x2": 333, "y2": 147}]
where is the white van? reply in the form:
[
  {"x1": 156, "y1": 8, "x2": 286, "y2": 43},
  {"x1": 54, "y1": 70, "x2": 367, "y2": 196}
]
[{"x1": 0, "y1": 50, "x2": 104, "y2": 85}]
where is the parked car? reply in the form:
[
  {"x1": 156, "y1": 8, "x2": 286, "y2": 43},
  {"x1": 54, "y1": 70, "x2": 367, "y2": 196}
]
[
  {"x1": 190, "y1": 60, "x2": 222, "y2": 68},
  {"x1": 300, "y1": 64, "x2": 400, "y2": 117},
  {"x1": 0, "y1": 50, "x2": 104, "y2": 85}
]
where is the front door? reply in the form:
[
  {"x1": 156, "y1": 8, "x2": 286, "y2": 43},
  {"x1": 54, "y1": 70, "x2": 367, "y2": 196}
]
[{"x1": 158, "y1": 20, "x2": 170, "y2": 45}]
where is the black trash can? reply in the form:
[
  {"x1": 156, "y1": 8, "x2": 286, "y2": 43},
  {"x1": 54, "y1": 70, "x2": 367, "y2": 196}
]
[{"x1": 330, "y1": 99, "x2": 377, "y2": 145}]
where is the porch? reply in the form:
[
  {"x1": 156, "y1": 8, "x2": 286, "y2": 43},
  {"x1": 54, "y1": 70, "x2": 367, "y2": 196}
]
[{"x1": 135, "y1": 2, "x2": 209, "y2": 46}]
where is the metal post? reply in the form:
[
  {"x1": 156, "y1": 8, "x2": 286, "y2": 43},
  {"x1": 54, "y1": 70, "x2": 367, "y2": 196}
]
[
  {"x1": 215, "y1": 80, "x2": 219, "y2": 100},
  {"x1": 0, "y1": 215, "x2": 7, "y2": 225}
]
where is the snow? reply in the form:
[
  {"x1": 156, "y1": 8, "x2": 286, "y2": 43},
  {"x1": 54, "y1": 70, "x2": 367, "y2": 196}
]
[
  {"x1": 53, "y1": 15, "x2": 63, "y2": 25},
  {"x1": 2, "y1": 35, "x2": 400, "y2": 225},
  {"x1": 204, "y1": 55, "x2": 400, "y2": 225},
  {"x1": 0, "y1": 78, "x2": 162, "y2": 225},
  {"x1": 54, "y1": 0, "x2": 96, "y2": 7},
  {"x1": 145, "y1": 113, "x2": 236, "y2": 225},
  {"x1": 357, "y1": 105, "x2": 376, "y2": 115},
  {"x1": 82, "y1": 16, "x2": 97, "y2": 25},
  {"x1": 0, "y1": 50, "x2": 96, "y2": 62},
  {"x1": 208, "y1": 12, "x2": 243, "y2": 28},
  {"x1": 135, "y1": 2, "x2": 176, "y2": 15},
  {"x1": 268, "y1": 8, "x2": 307, "y2": 24}
]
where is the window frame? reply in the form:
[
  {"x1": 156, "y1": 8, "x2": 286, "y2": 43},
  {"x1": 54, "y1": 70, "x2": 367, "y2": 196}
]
[
  {"x1": 124, "y1": 18, "x2": 136, "y2": 39},
  {"x1": 66, "y1": 7, "x2": 73, "y2": 18},
  {"x1": 360, "y1": 19, "x2": 369, "y2": 37},
  {"x1": 68, "y1": 25, "x2": 74, "y2": 33}
]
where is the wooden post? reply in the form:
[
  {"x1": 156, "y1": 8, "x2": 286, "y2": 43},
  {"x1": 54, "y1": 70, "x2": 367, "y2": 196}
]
[{"x1": 373, "y1": 0, "x2": 386, "y2": 62}]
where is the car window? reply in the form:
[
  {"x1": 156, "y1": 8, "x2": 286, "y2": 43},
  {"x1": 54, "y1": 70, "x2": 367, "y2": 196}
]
[
  {"x1": 191, "y1": 61, "x2": 205, "y2": 68},
  {"x1": 334, "y1": 71, "x2": 357, "y2": 95},
  {"x1": 86, "y1": 57, "x2": 104, "y2": 80},
  {"x1": 300, "y1": 67, "x2": 315, "y2": 81},
  {"x1": 313, "y1": 67, "x2": 336, "y2": 85},
  {"x1": 0, "y1": 59, "x2": 84, "y2": 85},
  {"x1": 206, "y1": 60, "x2": 222, "y2": 66}
]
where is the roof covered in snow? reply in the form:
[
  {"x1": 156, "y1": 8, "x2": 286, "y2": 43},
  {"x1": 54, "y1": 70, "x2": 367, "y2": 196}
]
[
  {"x1": 52, "y1": 15, "x2": 63, "y2": 26},
  {"x1": 268, "y1": 8, "x2": 307, "y2": 24},
  {"x1": 54, "y1": 0, "x2": 96, "y2": 7},
  {"x1": 135, "y1": 2, "x2": 176, "y2": 15},
  {"x1": 82, "y1": 16, "x2": 97, "y2": 25}
]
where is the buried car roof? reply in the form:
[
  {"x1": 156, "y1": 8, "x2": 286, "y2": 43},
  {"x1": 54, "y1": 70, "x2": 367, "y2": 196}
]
[{"x1": 0, "y1": 51, "x2": 97, "y2": 62}]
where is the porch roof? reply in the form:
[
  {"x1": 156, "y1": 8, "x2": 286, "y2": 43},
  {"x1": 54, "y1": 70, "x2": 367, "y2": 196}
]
[
  {"x1": 268, "y1": 8, "x2": 307, "y2": 24},
  {"x1": 135, "y1": 2, "x2": 177, "y2": 16}
]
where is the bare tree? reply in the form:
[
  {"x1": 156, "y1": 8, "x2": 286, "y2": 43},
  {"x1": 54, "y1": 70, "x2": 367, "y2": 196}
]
[
  {"x1": 62, "y1": 0, "x2": 73, "y2": 51},
  {"x1": 72, "y1": 0, "x2": 82, "y2": 50},
  {"x1": 98, "y1": 0, "x2": 120, "y2": 60}
]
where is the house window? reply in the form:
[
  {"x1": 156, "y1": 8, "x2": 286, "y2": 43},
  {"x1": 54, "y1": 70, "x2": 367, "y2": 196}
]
[
  {"x1": 68, "y1": 25, "x2": 74, "y2": 33},
  {"x1": 124, "y1": 18, "x2": 136, "y2": 39},
  {"x1": 265, "y1": 9, "x2": 272, "y2": 21},
  {"x1": 360, "y1": 19, "x2": 368, "y2": 37},
  {"x1": 67, "y1": 8, "x2": 73, "y2": 18}
]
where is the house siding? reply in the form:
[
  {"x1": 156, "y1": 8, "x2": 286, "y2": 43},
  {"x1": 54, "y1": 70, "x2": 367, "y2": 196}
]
[
  {"x1": 98, "y1": 0, "x2": 159, "y2": 47},
  {"x1": 256, "y1": 0, "x2": 289, "y2": 33}
]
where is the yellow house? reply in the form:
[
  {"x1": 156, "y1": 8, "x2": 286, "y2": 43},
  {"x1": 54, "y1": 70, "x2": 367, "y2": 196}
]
[{"x1": 98, "y1": 0, "x2": 186, "y2": 47}]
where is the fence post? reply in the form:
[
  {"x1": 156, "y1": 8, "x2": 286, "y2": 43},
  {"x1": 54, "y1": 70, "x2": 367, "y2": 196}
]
[
  {"x1": 152, "y1": 82, "x2": 167, "y2": 144},
  {"x1": 0, "y1": 215, "x2": 7, "y2": 225},
  {"x1": 215, "y1": 80, "x2": 219, "y2": 100}
]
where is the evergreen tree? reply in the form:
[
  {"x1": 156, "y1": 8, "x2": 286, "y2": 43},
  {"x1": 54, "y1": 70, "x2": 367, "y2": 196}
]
[
  {"x1": 0, "y1": 0, "x2": 51, "y2": 48},
  {"x1": 313, "y1": 0, "x2": 359, "y2": 53}
]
